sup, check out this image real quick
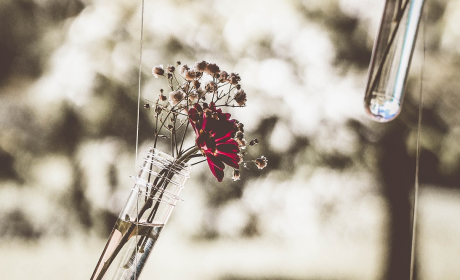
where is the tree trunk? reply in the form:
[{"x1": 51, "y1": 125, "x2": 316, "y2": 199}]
[{"x1": 379, "y1": 123, "x2": 416, "y2": 280}]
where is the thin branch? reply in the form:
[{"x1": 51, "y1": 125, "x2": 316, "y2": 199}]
[{"x1": 191, "y1": 158, "x2": 207, "y2": 166}]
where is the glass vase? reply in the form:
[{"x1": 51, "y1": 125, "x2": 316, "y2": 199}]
[{"x1": 90, "y1": 148, "x2": 192, "y2": 280}]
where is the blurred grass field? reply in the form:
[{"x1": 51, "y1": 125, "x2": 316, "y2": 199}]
[{"x1": 1, "y1": 186, "x2": 459, "y2": 280}]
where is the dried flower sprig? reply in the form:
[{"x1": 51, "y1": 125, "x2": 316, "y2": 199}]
[{"x1": 147, "y1": 60, "x2": 266, "y2": 181}]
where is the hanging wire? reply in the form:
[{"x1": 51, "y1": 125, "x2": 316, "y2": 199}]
[
  {"x1": 136, "y1": 2, "x2": 145, "y2": 165},
  {"x1": 409, "y1": 4, "x2": 425, "y2": 280},
  {"x1": 135, "y1": 0, "x2": 145, "y2": 279}
]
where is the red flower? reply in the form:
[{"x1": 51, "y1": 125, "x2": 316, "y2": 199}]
[{"x1": 188, "y1": 103, "x2": 240, "y2": 182}]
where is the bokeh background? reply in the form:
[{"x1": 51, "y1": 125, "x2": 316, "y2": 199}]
[{"x1": 1, "y1": 0, "x2": 460, "y2": 279}]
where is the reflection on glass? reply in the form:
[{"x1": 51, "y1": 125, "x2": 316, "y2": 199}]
[{"x1": 364, "y1": 0, "x2": 425, "y2": 122}]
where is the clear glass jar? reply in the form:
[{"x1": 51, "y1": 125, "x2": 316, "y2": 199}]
[{"x1": 90, "y1": 148, "x2": 192, "y2": 280}]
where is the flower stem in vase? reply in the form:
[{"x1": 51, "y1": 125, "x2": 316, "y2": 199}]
[{"x1": 90, "y1": 148, "x2": 193, "y2": 280}]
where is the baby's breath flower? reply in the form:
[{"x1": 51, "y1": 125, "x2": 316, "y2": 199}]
[
  {"x1": 192, "y1": 80, "x2": 201, "y2": 89},
  {"x1": 204, "y1": 80, "x2": 218, "y2": 92},
  {"x1": 195, "y1": 60, "x2": 207, "y2": 72},
  {"x1": 152, "y1": 65, "x2": 164, "y2": 78},
  {"x1": 166, "y1": 65, "x2": 175, "y2": 72},
  {"x1": 233, "y1": 89, "x2": 247, "y2": 106},
  {"x1": 184, "y1": 69, "x2": 198, "y2": 81},
  {"x1": 159, "y1": 93, "x2": 167, "y2": 101},
  {"x1": 169, "y1": 90, "x2": 184, "y2": 106},
  {"x1": 204, "y1": 63, "x2": 220, "y2": 75},
  {"x1": 219, "y1": 71, "x2": 229, "y2": 83},
  {"x1": 144, "y1": 103, "x2": 150, "y2": 109},
  {"x1": 249, "y1": 138, "x2": 259, "y2": 146},
  {"x1": 232, "y1": 169, "x2": 241, "y2": 181},
  {"x1": 180, "y1": 64, "x2": 190, "y2": 75},
  {"x1": 228, "y1": 72, "x2": 241, "y2": 85},
  {"x1": 254, "y1": 156, "x2": 268, "y2": 169}
]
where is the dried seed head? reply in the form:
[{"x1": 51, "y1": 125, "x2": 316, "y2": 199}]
[
  {"x1": 180, "y1": 64, "x2": 190, "y2": 75},
  {"x1": 159, "y1": 93, "x2": 167, "y2": 101},
  {"x1": 144, "y1": 103, "x2": 150, "y2": 109},
  {"x1": 228, "y1": 72, "x2": 241, "y2": 85},
  {"x1": 152, "y1": 65, "x2": 164, "y2": 78},
  {"x1": 167, "y1": 65, "x2": 175, "y2": 72},
  {"x1": 219, "y1": 71, "x2": 229, "y2": 83},
  {"x1": 204, "y1": 63, "x2": 220, "y2": 75},
  {"x1": 169, "y1": 90, "x2": 184, "y2": 106},
  {"x1": 254, "y1": 156, "x2": 268, "y2": 169},
  {"x1": 234, "y1": 89, "x2": 247, "y2": 106},
  {"x1": 232, "y1": 169, "x2": 241, "y2": 181},
  {"x1": 249, "y1": 138, "x2": 259, "y2": 146},
  {"x1": 195, "y1": 60, "x2": 207, "y2": 72},
  {"x1": 204, "y1": 80, "x2": 218, "y2": 92},
  {"x1": 184, "y1": 69, "x2": 198, "y2": 81},
  {"x1": 192, "y1": 80, "x2": 201, "y2": 89}
]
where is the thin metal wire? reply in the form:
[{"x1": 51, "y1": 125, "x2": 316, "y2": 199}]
[
  {"x1": 409, "y1": 5, "x2": 424, "y2": 280},
  {"x1": 135, "y1": 0, "x2": 145, "y2": 279}
]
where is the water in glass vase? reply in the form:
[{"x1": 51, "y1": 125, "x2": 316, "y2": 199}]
[{"x1": 91, "y1": 219, "x2": 163, "y2": 280}]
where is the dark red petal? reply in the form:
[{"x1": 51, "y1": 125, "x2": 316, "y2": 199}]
[
  {"x1": 188, "y1": 109, "x2": 199, "y2": 131},
  {"x1": 221, "y1": 112, "x2": 231, "y2": 121},
  {"x1": 201, "y1": 112, "x2": 210, "y2": 132},
  {"x1": 204, "y1": 137, "x2": 217, "y2": 150},
  {"x1": 216, "y1": 152, "x2": 240, "y2": 169},
  {"x1": 196, "y1": 133, "x2": 205, "y2": 147},
  {"x1": 215, "y1": 130, "x2": 235, "y2": 143},
  {"x1": 194, "y1": 103, "x2": 203, "y2": 112},
  {"x1": 188, "y1": 107, "x2": 198, "y2": 120},
  {"x1": 216, "y1": 138, "x2": 239, "y2": 148},
  {"x1": 206, "y1": 153, "x2": 225, "y2": 170},
  {"x1": 216, "y1": 142, "x2": 239, "y2": 153},
  {"x1": 207, "y1": 157, "x2": 224, "y2": 182}
]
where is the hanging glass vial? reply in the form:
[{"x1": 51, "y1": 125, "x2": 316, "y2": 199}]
[
  {"x1": 364, "y1": 0, "x2": 425, "y2": 122},
  {"x1": 90, "y1": 148, "x2": 192, "y2": 280}
]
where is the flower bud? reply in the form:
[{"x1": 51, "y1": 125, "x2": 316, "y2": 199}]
[
  {"x1": 152, "y1": 65, "x2": 164, "y2": 78},
  {"x1": 232, "y1": 169, "x2": 241, "y2": 181},
  {"x1": 254, "y1": 156, "x2": 268, "y2": 169}
]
